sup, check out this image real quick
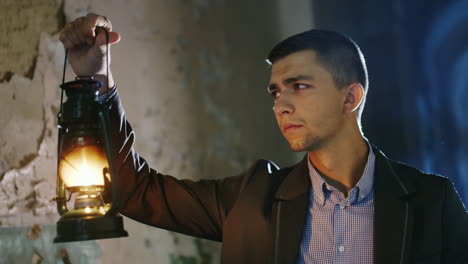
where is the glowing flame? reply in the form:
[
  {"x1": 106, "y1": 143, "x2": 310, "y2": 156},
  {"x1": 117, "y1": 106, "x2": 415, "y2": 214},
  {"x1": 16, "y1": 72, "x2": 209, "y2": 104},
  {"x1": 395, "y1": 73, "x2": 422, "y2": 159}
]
[{"x1": 59, "y1": 145, "x2": 110, "y2": 188}]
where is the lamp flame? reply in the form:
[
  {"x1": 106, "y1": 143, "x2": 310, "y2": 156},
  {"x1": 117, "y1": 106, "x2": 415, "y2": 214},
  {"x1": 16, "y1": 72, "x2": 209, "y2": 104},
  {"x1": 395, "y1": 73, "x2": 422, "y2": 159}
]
[{"x1": 59, "y1": 145, "x2": 110, "y2": 189}]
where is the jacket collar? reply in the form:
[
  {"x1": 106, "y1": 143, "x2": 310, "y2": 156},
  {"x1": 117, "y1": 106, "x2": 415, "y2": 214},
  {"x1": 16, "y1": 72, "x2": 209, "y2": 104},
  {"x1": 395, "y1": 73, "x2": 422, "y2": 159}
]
[
  {"x1": 274, "y1": 155, "x2": 309, "y2": 200},
  {"x1": 273, "y1": 146, "x2": 417, "y2": 200},
  {"x1": 373, "y1": 146, "x2": 416, "y2": 197}
]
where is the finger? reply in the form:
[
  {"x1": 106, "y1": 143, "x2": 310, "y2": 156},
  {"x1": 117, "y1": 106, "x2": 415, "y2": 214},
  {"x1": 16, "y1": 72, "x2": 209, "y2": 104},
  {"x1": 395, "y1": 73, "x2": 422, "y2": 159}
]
[
  {"x1": 59, "y1": 22, "x2": 76, "y2": 49},
  {"x1": 85, "y1": 13, "x2": 113, "y2": 38},
  {"x1": 66, "y1": 22, "x2": 82, "y2": 47},
  {"x1": 71, "y1": 20, "x2": 87, "y2": 45},
  {"x1": 95, "y1": 31, "x2": 121, "y2": 47},
  {"x1": 72, "y1": 17, "x2": 87, "y2": 44},
  {"x1": 108, "y1": 32, "x2": 121, "y2": 44},
  {"x1": 59, "y1": 34, "x2": 74, "y2": 49}
]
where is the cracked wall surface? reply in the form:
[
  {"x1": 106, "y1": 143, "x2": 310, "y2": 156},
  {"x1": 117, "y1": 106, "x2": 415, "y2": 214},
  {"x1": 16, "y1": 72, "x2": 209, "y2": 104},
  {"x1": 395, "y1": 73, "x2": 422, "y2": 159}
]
[
  {"x1": 0, "y1": 1, "x2": 65, "y2": 226},
  {"x1": 0, "y1": 0, "x2": 311, "y2": 263},
  {"x1": 0, "y1": 0, "x2": 64, "y2": 82},
  {"x1": 0, "y1": 0, "x2": 64, "y2": 176}
]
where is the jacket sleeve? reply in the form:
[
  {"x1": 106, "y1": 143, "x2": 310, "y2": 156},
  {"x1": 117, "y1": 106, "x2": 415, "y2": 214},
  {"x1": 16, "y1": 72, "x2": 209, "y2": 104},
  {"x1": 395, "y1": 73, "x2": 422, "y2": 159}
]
[
  {"x1": 101, "y1": 88, "x2": 261, "y2": 242},
  {"x1": 442, "y1": 178, "x2": 468, "y2": 263}
]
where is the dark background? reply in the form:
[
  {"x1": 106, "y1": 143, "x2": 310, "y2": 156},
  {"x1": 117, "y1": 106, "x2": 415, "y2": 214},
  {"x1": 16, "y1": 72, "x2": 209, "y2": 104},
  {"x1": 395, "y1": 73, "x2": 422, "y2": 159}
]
[{"x1": 312, "y1": 0, "x2": 468, "y2": 205}]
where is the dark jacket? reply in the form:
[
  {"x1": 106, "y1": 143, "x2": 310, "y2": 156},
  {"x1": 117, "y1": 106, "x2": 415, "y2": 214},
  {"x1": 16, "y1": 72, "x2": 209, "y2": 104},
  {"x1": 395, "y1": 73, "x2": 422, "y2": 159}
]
[{"x1": 106, "y1": 91, "x2": 468, "y2": 264}]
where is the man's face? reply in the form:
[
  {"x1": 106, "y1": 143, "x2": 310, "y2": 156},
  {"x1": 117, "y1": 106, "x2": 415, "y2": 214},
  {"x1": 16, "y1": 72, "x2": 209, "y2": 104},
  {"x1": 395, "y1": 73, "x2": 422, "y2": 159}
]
[{"x1": 269, "y1": 50, "x2": 348, "y2": 152}]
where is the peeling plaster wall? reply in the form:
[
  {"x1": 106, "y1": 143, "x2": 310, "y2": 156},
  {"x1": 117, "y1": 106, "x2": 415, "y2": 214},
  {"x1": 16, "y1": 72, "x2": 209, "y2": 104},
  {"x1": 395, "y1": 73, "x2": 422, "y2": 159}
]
[
  {"x1": 0, "y1": 0, "x2": 65, "y2": 226},
  {"x1": 0, "y1": 0, "x2": 310, "y2": 263},
  {"x1": 0, "y1": 0, "x2": 64, "y2": 81}
]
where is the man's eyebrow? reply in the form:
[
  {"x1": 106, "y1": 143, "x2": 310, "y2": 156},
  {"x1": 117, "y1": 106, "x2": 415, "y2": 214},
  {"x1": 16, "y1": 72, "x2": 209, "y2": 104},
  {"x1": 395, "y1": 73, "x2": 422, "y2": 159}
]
[
  {"x1": 268, "y1": 75, "x2": 314, "y2": 92},
  {"x1": 283, "y1": 75, "x2": 314, "y2": 85}
]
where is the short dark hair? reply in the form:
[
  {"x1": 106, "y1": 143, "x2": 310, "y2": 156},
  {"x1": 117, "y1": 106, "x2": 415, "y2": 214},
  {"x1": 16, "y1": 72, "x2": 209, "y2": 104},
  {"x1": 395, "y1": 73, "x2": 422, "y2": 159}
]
[{"x1": 267, "y1": 30, "x2": 369, "y2": 118}]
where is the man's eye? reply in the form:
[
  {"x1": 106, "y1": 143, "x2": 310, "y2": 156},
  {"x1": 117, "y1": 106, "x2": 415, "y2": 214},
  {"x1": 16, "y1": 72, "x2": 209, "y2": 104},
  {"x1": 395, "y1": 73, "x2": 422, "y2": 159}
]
[{"x1": 294, "y1": 83, "x2": 308, "y2": 90}]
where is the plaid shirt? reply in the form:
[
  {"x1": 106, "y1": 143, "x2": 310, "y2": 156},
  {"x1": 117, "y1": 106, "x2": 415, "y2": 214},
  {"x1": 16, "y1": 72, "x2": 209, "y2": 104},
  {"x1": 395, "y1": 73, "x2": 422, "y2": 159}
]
[{"x1": 297, "y1": 146, "x2": 376, "y2": 264}]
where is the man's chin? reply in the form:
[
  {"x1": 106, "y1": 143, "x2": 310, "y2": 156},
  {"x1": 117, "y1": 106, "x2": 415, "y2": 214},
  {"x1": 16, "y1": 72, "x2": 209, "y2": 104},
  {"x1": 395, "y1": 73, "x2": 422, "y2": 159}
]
[
  {"x1": 288, "y1": 138, "x2": 323, "y2": 152},
  {"x1": 288, "y1": 142, "x2": 308, "y2": 152}
]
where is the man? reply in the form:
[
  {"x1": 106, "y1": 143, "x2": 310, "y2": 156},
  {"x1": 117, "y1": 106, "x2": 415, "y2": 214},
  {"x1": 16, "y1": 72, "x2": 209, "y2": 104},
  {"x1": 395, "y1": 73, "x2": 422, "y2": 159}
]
[{"x1": 59, "y1": 13, "x2": 468, "y2": 264}]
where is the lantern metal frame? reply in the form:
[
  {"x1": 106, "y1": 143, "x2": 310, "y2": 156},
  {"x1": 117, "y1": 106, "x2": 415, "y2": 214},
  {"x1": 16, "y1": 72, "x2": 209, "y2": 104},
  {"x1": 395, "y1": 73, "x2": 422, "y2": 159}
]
[{"x1": 54, "y1": 77, "x2": 128, "y2": 243}]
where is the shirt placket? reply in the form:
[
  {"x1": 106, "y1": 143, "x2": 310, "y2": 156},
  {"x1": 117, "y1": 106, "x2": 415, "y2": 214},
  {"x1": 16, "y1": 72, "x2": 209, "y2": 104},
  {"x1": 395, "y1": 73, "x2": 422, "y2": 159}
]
[{"x1": 330, "y1": 190, "x2": 350, "y2": 264}]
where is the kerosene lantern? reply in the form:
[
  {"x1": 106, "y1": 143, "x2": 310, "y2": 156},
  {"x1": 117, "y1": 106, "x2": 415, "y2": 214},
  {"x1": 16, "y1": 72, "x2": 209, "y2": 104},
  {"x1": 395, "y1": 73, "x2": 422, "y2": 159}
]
[{"x1": 53, "y1": 34, "x2": 128, "y2": 242}]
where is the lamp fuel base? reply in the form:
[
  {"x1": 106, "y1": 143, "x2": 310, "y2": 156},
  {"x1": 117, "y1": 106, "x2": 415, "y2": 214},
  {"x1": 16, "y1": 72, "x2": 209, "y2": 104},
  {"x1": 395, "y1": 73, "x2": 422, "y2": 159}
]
[{"x1": 54, "y1": 214, "x2": 128, "y2": 243}]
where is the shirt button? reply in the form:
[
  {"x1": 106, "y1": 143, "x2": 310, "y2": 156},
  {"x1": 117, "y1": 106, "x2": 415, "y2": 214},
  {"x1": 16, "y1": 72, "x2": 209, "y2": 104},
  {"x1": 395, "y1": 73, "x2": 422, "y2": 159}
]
[
  {"x1": 339, "y1": 204, "x2": 345, "y2": 209},
  {"x1": 338, "y1": 245, "x2": 345, "y2": 252}
]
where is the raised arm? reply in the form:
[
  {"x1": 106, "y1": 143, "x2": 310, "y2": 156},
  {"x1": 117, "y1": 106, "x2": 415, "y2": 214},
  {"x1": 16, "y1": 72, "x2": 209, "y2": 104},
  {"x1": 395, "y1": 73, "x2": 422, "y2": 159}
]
[{"x1": 103, "y1": 89, "x2": 262, "y2": 240}]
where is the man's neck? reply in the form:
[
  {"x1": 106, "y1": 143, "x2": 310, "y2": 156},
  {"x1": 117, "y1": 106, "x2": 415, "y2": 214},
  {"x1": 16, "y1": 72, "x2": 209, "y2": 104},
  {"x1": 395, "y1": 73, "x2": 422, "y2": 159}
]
[{"x1": 308, "y1": 133, "x2": 369, "y2": 197}]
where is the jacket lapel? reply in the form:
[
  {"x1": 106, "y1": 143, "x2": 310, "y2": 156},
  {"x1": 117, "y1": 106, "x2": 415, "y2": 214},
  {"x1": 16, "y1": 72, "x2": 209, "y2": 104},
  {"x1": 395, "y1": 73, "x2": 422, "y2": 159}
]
[
  {"x1": 373, "y1": 147, "x2": 415, "y2": 264},
  {"x1": 273, "y1": 157, "x2": 310, "y2": 264}
]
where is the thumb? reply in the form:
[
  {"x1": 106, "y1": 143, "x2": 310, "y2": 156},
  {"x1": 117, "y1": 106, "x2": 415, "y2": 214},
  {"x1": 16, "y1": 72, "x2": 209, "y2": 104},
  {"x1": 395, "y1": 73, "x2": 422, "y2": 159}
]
[{"x1": 95, "y1": 30, "x2": 121, "y2": 47}]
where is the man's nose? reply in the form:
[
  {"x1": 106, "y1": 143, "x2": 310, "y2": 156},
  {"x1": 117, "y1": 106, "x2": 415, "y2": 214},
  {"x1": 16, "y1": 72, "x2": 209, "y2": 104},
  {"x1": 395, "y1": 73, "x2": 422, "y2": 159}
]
[{"x1": 273, "y1": 93, "x2": 295, "y2": 115}]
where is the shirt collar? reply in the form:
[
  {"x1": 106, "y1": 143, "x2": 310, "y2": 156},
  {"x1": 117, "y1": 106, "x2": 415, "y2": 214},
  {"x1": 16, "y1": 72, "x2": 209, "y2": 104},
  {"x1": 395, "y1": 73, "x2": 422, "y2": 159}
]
[{"x1": 307, "y1": 141, "x2": 376, "y2": 206}]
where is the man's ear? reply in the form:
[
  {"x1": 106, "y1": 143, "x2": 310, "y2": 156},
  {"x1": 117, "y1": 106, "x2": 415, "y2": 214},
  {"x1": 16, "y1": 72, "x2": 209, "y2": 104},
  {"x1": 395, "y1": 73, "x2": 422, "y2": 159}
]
[{"x1": 343, "y1": 83, "x2": 364, "y2": 113}]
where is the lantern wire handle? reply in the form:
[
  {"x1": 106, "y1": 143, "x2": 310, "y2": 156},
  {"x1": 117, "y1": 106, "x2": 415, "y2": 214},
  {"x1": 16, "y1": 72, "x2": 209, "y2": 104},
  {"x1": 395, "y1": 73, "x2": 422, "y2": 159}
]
[
  {"x1": 58, "y1": 47, "x2": 80, "y2": 179},
  {"x1": 104, "y1": 27, "x2": 110, "y2": 93},
  {"x1": 54, "y1": 48, "x2": 68, "y2": 212},
  {"x1": 59, "y1": 49, "x2": 68, "y2": 114}
]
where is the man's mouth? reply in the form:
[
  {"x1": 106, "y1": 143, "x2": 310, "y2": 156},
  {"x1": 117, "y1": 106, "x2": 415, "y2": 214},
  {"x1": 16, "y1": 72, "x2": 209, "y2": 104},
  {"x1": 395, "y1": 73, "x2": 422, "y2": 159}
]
[{"x1": 282, "y1": 124, "x2": 303, "y2": 133}]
